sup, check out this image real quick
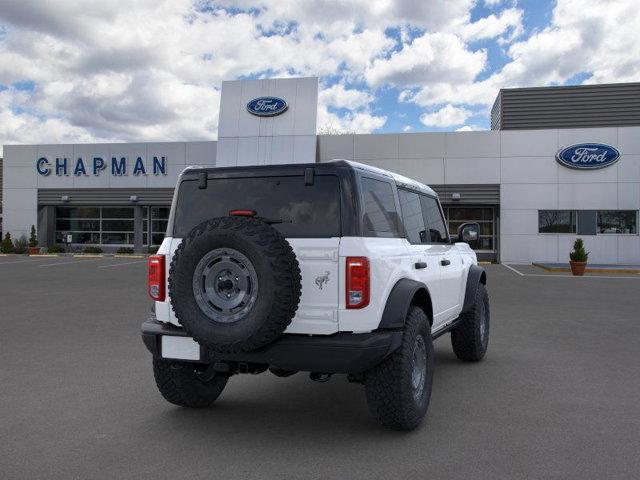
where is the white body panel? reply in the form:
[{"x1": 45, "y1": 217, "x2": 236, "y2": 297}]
[
  {"x1": 155, "y1": 236, "x2": 341, "y2": 335},
  {"x1": 155, "y1": 234, "x2": 477, "y2": 335}
]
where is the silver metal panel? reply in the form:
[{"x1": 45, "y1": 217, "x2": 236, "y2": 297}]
[
  {"x1": 38, "y1": 188, "x2": 174, "y2": 206},
  {"x1": 216, "y1": 77, "x2": 318, "y2": 167},
  {"x1": 431, "y1": 184, "x2": 500, "y2": 204},
  {"x1": 0, "y1": 158, "x2": 3, "y2": 218},
  {"x1": 492, "y1": 83, "x2": 640, "y2": 130}
]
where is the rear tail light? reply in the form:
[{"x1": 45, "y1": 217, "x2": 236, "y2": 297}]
[
  {"x1": 148, "y1": 255, "x2": 166, "y2": 301},
  {"x1": 346, "y1": 257, "x2": 369, "y2": 309},
  {"x1": 229, "y1": 209, "x2": 256, "y2": 217}
]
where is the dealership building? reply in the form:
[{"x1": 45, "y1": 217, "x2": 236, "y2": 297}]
[{"x1": 1, "y1": 78, "x2": 639, "y2": 264}]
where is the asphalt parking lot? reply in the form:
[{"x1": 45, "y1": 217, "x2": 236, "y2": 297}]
[{"x1": 1, "y1": 256, "x2": 639, "y2": 479}]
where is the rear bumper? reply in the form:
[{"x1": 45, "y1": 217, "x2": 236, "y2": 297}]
[{"x1": 141, "y1": 318, "x2": 402, "y2": 374}]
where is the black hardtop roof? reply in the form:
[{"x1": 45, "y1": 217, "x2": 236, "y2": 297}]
[{"x1": 181, "y1": 160, "x2": 437, "y2": 196}]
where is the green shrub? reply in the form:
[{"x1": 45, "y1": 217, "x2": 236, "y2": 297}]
[
  {"x1": 48, "y1": 245, "x2": 65, "y2": 254},
  {"x1": 1, "y1": 233, "x2": 15, "y2": 253},
  {"x1": 83, "y1": 246, "x2": 103, "y2": 254},
  {"x1": 29, "y1": 225, "x2": 38, "y2": 248},
  {"x1": 148, "y1": 246, "x2": 159, "y2": 254},
  {"x1": 116, "y1": 247, "x2": 135, "y2": 254},
  {"x1": 13, "y1": 235, "x2": 29, "y2": 254},
  {"x1": 569, "y1": 238, "x2": 589, "y2": 262}
]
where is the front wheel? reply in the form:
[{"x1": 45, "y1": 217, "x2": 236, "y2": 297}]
[
  {"x1": 364, "y1": 307, "x2": 434, "y2": 430},
  {"x1": 153, "y1": 359, "x2": 228, "y2": 408},
  {"x1": 451, "y1": 283, "x2": 490, "y2": 362}
]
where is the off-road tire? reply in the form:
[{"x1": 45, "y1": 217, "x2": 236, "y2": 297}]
[
  {"x1": 169, "y1": 217, "x2": 301, "y2": 353},
  {"x1": 153, "y1": 359, "x2": 228, "y2": 408},
  {"x1": 451, "y1": 283, "x2": 489, "y2": 362},
  {"x1": 364, "y1": 307, "x2": 434, "y2": 430}
]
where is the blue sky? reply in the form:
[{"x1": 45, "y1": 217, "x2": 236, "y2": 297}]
[{"x1": 0, "y1": 0, "x2": 638, "y2": 150}]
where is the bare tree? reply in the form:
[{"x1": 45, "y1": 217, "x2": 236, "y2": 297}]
[{"x1": 317, "y1": 123, "x2": 355, "y2": 135}]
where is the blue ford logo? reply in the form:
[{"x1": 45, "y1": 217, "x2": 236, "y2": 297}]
[
  {"x1": 246, "y1": 97, "x2": 288, "y2": 117},
  {"x1": 556, "y1": 143, "x2": 620, "y2": 170}
]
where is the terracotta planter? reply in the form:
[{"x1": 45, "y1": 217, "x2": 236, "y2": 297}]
[
  {"x1": 569, "y1": 261, "x2": 587, "y2": 276},
  {"x1": 28, "y1": 246, "x2": 40, "y2": 255}
]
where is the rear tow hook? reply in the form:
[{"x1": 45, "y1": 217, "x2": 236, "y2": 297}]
[
  {"x1": 309, "y1": 372, "x2": 332, "y2": 383},
  {"x1": 196, "y1": 362, "x2": 229, "y2": 382}
]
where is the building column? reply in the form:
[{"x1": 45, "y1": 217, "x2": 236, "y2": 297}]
[
  {"x1": 37, "y1": 206, "x2": 56, "y2": 247},
  {"x1": 133, "y1": 206, "x2": 144, "y2": 253}
]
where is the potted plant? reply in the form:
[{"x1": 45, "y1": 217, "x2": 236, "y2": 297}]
[
  {"x1": 13, "y1": 235, "x2": 29, "y2": 254},
  {"x1": 1, "y1": 232, "x2": 15, "y2": 254},
  {"x1": 569, "y1": 238, "x2": 589, "y2": 276},
  {"x1": 28, "y1": 225, "x2": 40, "y2": 255}
]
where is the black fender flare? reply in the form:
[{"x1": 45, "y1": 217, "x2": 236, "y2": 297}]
[
  {"x1": 378, "y1": 278, "x2": 433, "y2": 330},
  {"x1": 461, "y1": 264, "x2": 487, "y2": 314}
]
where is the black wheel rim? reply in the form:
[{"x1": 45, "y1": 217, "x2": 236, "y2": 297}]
[
  {"x1": 192, "y1": 248, "x2": 259, "y2": 323},
  {"x1": 411, "y1": 335, "x2": 427, "y2": 402}
]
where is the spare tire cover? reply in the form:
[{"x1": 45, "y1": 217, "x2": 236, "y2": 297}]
[{"x1": 169, "y1": 216, "x2": 301, "y2": 352}]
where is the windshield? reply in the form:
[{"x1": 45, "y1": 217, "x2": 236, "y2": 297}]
[{"x1": 172, "y1": 174, "x2": 341, "y2": 238}]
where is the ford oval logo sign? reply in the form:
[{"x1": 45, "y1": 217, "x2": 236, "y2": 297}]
[
  {"x1": 556, "y1": 143, "x2": 620, "y2": 170},
  {"x1": 246, "y1": 97, "x2": 288, "y2": 117}
]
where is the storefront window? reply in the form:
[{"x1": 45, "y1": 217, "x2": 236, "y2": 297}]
[
  {"x1": 143, "y1": 207, "x2": 170, "y2": 246},
  {"x1": 538, "y1": 210, "x2": 577, "y2": 233},
  {"x1": 597, "y1": 210, "x2": 638, "y2": 234},
  {"x1": 55, "y1": 206, "x2": 134, "y2": 245},
  {"x1": 446, "y1": 207, "x2": 495, "y2": 251}
]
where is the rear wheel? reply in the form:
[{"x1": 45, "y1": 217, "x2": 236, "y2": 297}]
[
  {"x1": 364, "y1": 307, "x2": 434, "y2": 430},
  {"x1": 153, "y1": 359, "x2": 228, "y2": 408}
]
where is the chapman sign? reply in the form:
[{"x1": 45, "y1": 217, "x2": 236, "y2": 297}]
[
  {"x1": 246, "y1": 97, "x2": 288, "y2": 117},
  {"x1": 556, "y1": 143, "x2": 620, "y2": 170},
  {"x1": 36, "y1": 156, "x2": 167, "y2": 177}
]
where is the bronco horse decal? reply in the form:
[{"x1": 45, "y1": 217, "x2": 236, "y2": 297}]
[{"x1": 315, "y1": 271, "x2": 330, "y2": 290}]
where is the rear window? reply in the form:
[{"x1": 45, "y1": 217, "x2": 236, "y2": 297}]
[
  {"x1": 361, "y1": 177, "x2": 401, "y2": 236},
  {"x1": 172, "y1": 175, "x2": 341, "y2": 238}
]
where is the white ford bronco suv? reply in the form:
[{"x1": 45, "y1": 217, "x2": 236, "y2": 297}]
[{"x1": 142, "y1": 160, "x2": 489, "y2": 430}]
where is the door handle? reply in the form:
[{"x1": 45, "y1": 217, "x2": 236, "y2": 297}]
[
  {"x1": 440, "y1": 259, "x2": 451, "y2": 266},
  {"x1": 414, "y1": 261, "x2": 427, "y2": 269}
]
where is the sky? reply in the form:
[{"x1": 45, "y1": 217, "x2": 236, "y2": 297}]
[{"x1": 0, "y1": 0, "x2": 638, "y2": 154}]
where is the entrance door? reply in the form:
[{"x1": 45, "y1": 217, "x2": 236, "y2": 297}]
[{"x1": 445, "y1": 206, "x2": 497, "y2": 262}]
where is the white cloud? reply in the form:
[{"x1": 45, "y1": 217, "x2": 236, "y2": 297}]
[
  {"x1": 0, "y1": 0, "x2": 638, "y2": 147},
  {"x1": 420, "y1": 105, "x2": 472, "y2": 127},
  {"x1": 317, "y1": 105, "x2": 386, "y2": 134},
  {"x1": 366, "y1": 32, "x2": 486, "y2": 88},
  {"x1": 319, "y1": 84, "x2": 373, "y2": 110},
  {"x1": 404, "y1": 0, "x2": 640, "y2": 111},
  {"x1": 484, "y1": 0, "x2": 506, "y2": 7},
  {"x1": 402, "y1": 125, "x2": 413, "y2": 132},
  {"x1": 459, "y1": 7, "x2": 523, "y2": 42},
  {"x1": 456, "y1": 125, "x2": 484, "y2": 132}
]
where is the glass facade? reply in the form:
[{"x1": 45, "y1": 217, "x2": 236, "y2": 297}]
[
  {"x1": 55, "y1": 206, "x2": 170, "y2": 246},
  {"x1": 597, "y1": 210, "x2": 637, "y2": 234},
  {"x1": 538, "y1": 210, "x2": 638, "y2": 235},
  {"x1": 445, "y1": 207, "x2": 495, "y2": 252},
  {"x1": 538, "y1": 210, "x2": 577, "y2": 233},
  {"x1": 144, "y1": 207, "x2": 170, "y2": 246}
]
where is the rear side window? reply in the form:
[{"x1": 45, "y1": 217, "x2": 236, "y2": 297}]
[
  {"x1": 420, "y1": 196, "x2": 449, "y2": 243},
  {"x1": 361, "y1": 177, "x2": 401, "y2": 236},
  {"x1": 398, "y1": 189, "x2": 427, "y2": 244},
  {"x1": 173, "y1": 175, "x2": 341, "y2": 238}
]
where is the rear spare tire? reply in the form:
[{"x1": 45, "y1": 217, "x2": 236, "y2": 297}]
[{"x1": 169, "y1": 217, "x2": 301, "y2": 353}]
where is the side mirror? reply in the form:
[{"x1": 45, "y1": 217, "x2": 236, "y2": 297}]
[{"x1": 457, "y1": 222, "x2": 480, "y2": 243}]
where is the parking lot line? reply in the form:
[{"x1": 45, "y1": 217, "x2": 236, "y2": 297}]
[
  {"x1": 502, "y1": 263, "x2": 524, "y2": 276},
  {"x1": 0, "y1": 257, "x2": 55, "y2": 266},
  {"x1": 38, "y1": 258, "x2": 104, "y2": 267},
  {"x1": 502, "y1": 263, "x2": 640, "y2": 280},
  {"x1": 98, "y1": 260, "x2": 147, "y2": 268}
]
